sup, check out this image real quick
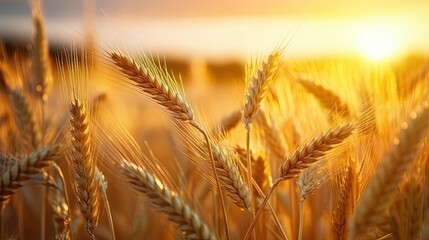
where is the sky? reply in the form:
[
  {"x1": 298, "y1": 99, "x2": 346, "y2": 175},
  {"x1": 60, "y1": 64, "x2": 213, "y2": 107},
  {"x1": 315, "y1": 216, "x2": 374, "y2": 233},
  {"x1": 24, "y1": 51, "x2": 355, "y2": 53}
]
[{"x1": 0, "y1": 0, "x2": 428, "y2": 60}]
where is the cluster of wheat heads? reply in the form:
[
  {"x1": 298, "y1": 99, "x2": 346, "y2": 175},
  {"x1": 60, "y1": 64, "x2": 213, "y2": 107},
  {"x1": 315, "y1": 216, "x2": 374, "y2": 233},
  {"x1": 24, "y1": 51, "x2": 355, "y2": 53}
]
[{"x1": 1, "y1": 3, "x2": 429, "y2": 240}]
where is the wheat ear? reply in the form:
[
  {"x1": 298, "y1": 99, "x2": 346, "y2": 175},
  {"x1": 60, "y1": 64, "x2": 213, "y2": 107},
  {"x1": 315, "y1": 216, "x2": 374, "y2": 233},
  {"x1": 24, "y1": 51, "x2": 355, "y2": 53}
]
[
  {"x1": 296, "y1": 77, "x2": 351, "y2": 119},
  {"x1": 109, "y1": 51, "x2": 197, "y2": 125},
  {"x1": 9, "y1": 90, "x2": 40, "y2": 151},
  {"x1": 297, "y1": 163, "x2": 330, "y2": 240},
  {"x1": 332, "y1": 165, "x2": 353, "y2": 240},
  {"x1": 50, "y1": 184, "x2": 71, "y2": 239},
  {"x1": 69, "y1": 98, "x2": 99, "y2": 239},
  {"x1": 120, "y1": 159, "x2": 217, "y2": 240},
  {"x1": 349, "y1": 102, "x2": 429, "y2": 239},
  {"x1": 212, "y1": 145, "x2": 251, "y2": 211},
  {"x1": 30, "y1": 0, "x2": 52, "y2": 101},
  {"x1": 0, "y1": 145, "x2": 60, "y2": 202},
  {"x1": 242, "y1": 50, "x2": 282, "y2": 128},
  {"x1": 48, "y1": 163, "x2": 72, "y2": 240},
  {"x1": 279, "y1": 123, "x2": 355, "y2": 180}
]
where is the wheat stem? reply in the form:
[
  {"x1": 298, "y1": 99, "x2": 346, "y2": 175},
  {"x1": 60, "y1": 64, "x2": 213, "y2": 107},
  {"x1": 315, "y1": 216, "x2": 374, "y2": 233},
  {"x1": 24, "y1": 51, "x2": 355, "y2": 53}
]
[
  {"x1": 298, "y1": 199, "x2": 304, "y2": 240},
  {"x1": 244, "y1": 178, "x2": 281, "y2": 240},
  {"x1": 246, "y1": 127, "x2": 256, "y2": 239},
  {"x1": 235, "y1": 158, "x2": 288, "y2": 240}
]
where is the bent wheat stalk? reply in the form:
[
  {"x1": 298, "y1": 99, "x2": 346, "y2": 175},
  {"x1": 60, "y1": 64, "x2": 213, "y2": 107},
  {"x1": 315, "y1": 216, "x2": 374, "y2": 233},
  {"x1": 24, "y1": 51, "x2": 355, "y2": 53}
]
[
  {"x1": 120, "y1": 159, "x2": 217, "y2": 240},
  {"x1": 349, "y1": 102, "x2": 429, "y2": 239},
  {"x1": 110, "y1": 51, "x2": 230, "y2": 239}
]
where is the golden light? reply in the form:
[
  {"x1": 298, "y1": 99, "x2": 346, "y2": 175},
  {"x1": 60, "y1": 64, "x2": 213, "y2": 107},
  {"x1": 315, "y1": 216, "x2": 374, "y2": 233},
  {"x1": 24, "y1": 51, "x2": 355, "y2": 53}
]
[{"x1": 355, "y1": 23, "x2": 404, "y2": 61}]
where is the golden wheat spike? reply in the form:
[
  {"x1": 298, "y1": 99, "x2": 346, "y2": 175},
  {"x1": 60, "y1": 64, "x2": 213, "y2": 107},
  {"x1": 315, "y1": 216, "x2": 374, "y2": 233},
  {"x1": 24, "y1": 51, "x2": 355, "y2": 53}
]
[
  {"x1": 30, "y1": 0, "x2": 53, "y2": 101},
  {"x1": 109, "y1": 51, "x2": 197, "y2": 125},
  {"x1": 9, "y1": 90, "x2": 40, "y2": 151},
  {"x1": 120, "y1": 159, "x2": 217, "y2": 240},
  {"x1": 242, "y1": 50, "x2": 282, "y2": 129},
  {"x1": 69, "y1": 98, "x2": 99, "y2": 239},
  {"x1": 349, "y1": 102, "x2": 429, "y2": 239},
  {"x1": 388, "y1": 174, "x2": 424, "y2": 239},
  {"x1": 332, "y1": 164, "x2": 353, "y2": 240},
  {"x1": 278, "y1": 123, "x2": 355, "y2": 181},
  {"x1": 212, "y1": 145, "x2": 251, "y2": 211}
]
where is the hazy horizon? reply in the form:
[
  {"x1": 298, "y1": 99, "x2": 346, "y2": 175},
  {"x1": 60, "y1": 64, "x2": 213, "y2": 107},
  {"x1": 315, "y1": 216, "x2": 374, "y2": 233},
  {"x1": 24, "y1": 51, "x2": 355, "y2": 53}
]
[{"x1": 1, "y1": 0, "x2": 428, "y2": 61}]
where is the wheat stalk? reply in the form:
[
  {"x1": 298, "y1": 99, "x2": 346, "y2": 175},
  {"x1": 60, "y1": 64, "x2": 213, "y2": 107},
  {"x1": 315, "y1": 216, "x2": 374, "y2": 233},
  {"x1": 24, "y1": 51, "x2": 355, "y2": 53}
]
[
  {"x1": 296, "y1": 77, "x2": 351, "y2": 119},
  {"x1": 69, "y1": 98, "x2": 99, "y2": 239},
  {"x1": 349, "y1": 102, "x2": 429, "y2": 239},
  {"x1": 389, "y1": 174, "x2": 424, "y2": 239},
  {"x1": 297, "y1": 162, "x2": 330, "y2": 240},
  {"x1": 279, "y1": 123, "x2": 355, "y2": 181},
  {"x1": 9, "y1": 90, "x2": 40, "y2": 151},
  {"x1": 242, "y1": 50, "x2": 282, "y2": 234},
  {"x1": 332, "y1": 165, "x2": 353, "y2": 240},
  {"x1": 0, "y1": 145, "x2": 60, "y2": 202},
  {"x1": 110, "y1": 50, "x2": 230, "y2": 239},
  {"x1": 119, "y1": 159, "x2": 217, "y2": 240},
  {"x1": 30, "y1": 0, "x2": 52, "y2": 101}
]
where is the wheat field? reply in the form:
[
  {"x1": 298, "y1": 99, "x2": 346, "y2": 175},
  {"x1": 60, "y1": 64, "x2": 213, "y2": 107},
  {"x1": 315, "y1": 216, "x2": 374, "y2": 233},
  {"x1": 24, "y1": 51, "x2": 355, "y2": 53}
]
[{"x1": 0, "y1": 2, "x2": 429, "y2": 240}]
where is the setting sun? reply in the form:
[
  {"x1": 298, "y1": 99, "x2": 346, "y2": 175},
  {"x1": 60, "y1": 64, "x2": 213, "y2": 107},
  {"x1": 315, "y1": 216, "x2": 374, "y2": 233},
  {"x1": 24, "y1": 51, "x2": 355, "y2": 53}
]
[{"x1": 355, "y1": 24, "x2": 404, "y2": 61}]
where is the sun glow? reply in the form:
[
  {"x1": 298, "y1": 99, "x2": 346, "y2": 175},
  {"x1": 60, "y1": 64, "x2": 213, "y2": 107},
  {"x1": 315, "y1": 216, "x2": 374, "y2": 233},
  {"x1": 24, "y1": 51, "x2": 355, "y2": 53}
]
[{"x1": 355, "y1": 23, "x2": 404, "y2": 61}]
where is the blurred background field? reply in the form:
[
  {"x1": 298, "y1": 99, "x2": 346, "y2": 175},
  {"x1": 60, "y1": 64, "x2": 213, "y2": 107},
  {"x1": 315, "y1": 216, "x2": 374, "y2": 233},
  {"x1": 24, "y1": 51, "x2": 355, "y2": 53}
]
[{"x1": 1, "y1": 1, "x2": 429, "y2": 239}]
